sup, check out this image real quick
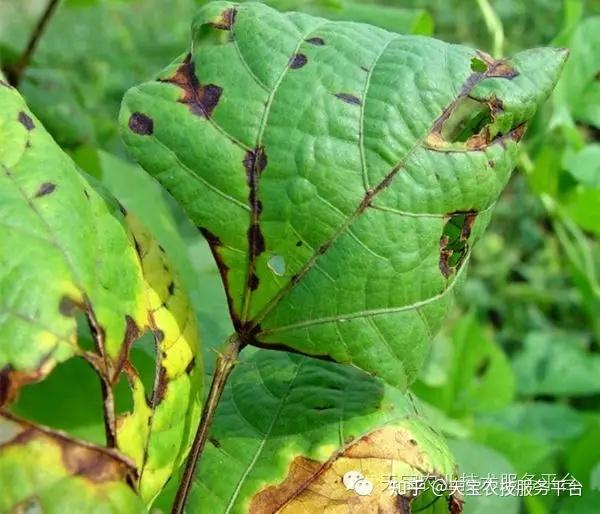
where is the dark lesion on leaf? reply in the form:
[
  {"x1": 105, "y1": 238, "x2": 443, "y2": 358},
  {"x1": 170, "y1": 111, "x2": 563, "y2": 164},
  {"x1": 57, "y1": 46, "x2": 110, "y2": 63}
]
[
  {"x1": 428, "y1": 93, "x2": 526, "y2": 151},
  {"x1": 0, "y1": 353, "x2": 53, "y2": 407},
  {"x1": 128, "y1": 112, "x2": 154, "y2": 136},
  {"x1": 34, "y1": 181, "x2": 56, "y2": 198},
  {"x1": 439, "y1": 211, "x2": 477, "y2": 278},
  {"x1": 159, "y1": 53, "x2": 223, "y2": 119},
  {"x1": 426, "y1": 53, "x2": 522, "y2": 151},
  {"x1": 289, "y1": 53, "x2": 308, "y2": 69},
  {"x1": 243, "y1": 147, "x2": 268, "y2": 295},
  {"x1": 198, "y1": 226, "x2": 242, "y2": 330},
  {"x1": 449, "y1": 495, "x2": 464, "y2": 514},
  {"x1": 59, "y1": 294, "x2": 84, "y2": 317},
  {"x1": 18, "y1": 111, "x2": 35, "y2": 130},
  {"x1": 0, "y1": 412, "x2": 138, "y2": 485},
  {"x1": 472, "y1": 51, "x2": 519, "y2": 79},
  {"x1": 334, "y1": 92, "x2": 362, "y2": 106},
  {"x1": 396, "y1": 495, "x2": 413, "y2": 514},
  {"x1": 306, "y1": 36, "x2": 325, "y2": 46},
  {"x1": 210, "y1": 7, "x2": 237, "y2": 30},
  {"x1": 151, "y1": 365, "x2": 169, "y2": 406},
  {"x1": 185, "y1": 357, "x2": 196, "y2": 375}
]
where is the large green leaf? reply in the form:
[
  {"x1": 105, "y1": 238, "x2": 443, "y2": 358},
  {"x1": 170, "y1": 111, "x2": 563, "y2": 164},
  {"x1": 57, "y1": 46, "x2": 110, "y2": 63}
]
[
  {"x1": 189, "y1": 348, "x2": 458, "y2": 513},
  {"x1": 120, "y1": 1, "x2": 566, "y2": 389},
  {"x1": 0, "y1": 76, "x2": 202, "y2": 505}
]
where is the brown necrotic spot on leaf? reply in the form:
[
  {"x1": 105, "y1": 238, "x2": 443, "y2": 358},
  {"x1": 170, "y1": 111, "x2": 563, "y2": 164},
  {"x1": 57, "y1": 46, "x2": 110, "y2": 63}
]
[
  {"x1": 210, "y1": 7, "x2": 237, "y2": 30},
  {"x1": 208, "y1": 436, "x2": 221, "y2": 448},
  {"x1": 306, "y1": 36, "x2": 325, "y2": 46},
  {"x1": 0, "y1": 354, "x2": 54, "y2": 407},
  {"x1": 112, "y1": 315, "x2": 141, "y2": 381},
  {"x1": 185, "y1": 357, "x2": 196, "y2": 375},
  {"x1": 248, "y1": 272, "x2": 260, "y2": 291},
  {"x1": 154, "y1": 329, "x2": 165, "y2": 343},
  {"x1": 18, "y1": 111, "x2": 35, "y2": 130},
  {"x1": 198, "y1": 226, "x2": 242, "y2": 330},
  {"x1": 1, "y1": 413, "x2": 137, "y2": 484},
  {"x1": 334, "y1": 93, "x2": 362, "y2": 106},
  {"x1": 244, "y1": 146, "x2": 268, "y2": 292},
  {"x1": 160, "y1": 54, "x2": 223, "y2": 118},
  {"x1": 289, "y1": 53, "x2": 308, "y2": 69},
  {"x1": 439, "y1": 212, "x2": 477, "y2": 278},
  {"x1": 34, "y1": 182, "x2": 56, "y2": 198},
  {"x1": 151, "y1": 366, "x2": 169, "y2": 406},
  {"x1": 449, "y1": 495, "x2": 464, "y2": 514},
  {"x1": 397, "y1": 495, "x2": 413, "y2": 514},
  {"x1": 250, "y1": 427, "x2": 435, "y2": 513},
  {"x1": 128, "y1": 112, "x2": 154, "y2": 135},
  {"x1": 59, "y1": 295, "x2": 83, "y2": 317},
  {"x1": 474, "y1": 51, "x2": 519, "y2": 79}
]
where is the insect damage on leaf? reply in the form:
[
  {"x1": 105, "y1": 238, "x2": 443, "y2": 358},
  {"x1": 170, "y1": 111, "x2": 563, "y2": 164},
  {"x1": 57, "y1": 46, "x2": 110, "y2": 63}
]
[
  {"x1": 439, "y1": 212, "x2": 477, "y2": 279},
  {"x1": 120, "y1": 1, "x2": 567, "y2": 388}
]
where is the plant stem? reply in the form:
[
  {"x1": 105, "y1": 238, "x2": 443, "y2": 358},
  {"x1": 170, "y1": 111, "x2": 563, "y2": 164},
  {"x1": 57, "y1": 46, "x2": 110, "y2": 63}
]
[
  {"x1": 476, "y1": 0, "x2": 505, "y2": 58},
  {"x1": 6, "y1": 0, "x2": 61, "y2": 87},
  {"x1": 171, "y1": 334, "x2": 243, "y2": 514}
]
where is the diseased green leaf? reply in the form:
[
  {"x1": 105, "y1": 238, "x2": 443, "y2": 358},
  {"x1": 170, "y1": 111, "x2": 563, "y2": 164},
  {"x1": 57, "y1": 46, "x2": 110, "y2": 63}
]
[
  {"x1": 189, "y1": 348, "x2": 458, "y2": 513},
  {"x1": 0, "y1": 74, "x2": 202, "y2": 505},
  {"x1": 120, "y1": 1, "x2": 566, "y2": 389},
  {"x1": 0, "y1": 412, "x2": 146, "y2": 513}
]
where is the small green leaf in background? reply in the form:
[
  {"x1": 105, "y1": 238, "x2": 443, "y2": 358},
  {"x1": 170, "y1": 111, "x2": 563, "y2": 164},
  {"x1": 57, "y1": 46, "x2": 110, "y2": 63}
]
[
  {"x1": 449, "y1": 440, "x2": 520, "y2": 514},
  {"x1": 414, "y1": 313, "x2": 516, "y2": 416},
  {"x1": 563, "y1": 144, "x2": 600, "y2": 189},
  {"x1": 512, "y1": 332, "x2": 600, "y2": 396}
]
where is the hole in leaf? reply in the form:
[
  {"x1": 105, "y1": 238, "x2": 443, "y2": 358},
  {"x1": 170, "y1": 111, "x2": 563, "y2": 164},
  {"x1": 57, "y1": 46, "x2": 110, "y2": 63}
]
[
  {"x1": 441, "y1": 97, "x2": 493, "y2": 143},
  {"x1": 268, "y1": 255, "x2": 286, "y2": 276},
  {"x1": 114, "y1": 331, "x2": 158, "y2": 413},
  {"x1": 9, "y1": 357, "x2": 105, "y2": 445},
  {"x1": 75, "y1": 311, "x2": 95, "y2": 352},
  {"x1": 439, "y1": 213, "x2": 477, "y2": 278},
  {"x1": 470, "y1": 56, "x2": 488, "y2": 73}
]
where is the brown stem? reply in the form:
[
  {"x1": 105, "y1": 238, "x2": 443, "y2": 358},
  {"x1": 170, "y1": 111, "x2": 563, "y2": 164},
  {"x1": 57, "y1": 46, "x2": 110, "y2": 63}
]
[
  {"x1": 5, "y1": 0, "x2": 61, "y2": 87},
  {"x1": 171, "y1": 334, "x2": 243, "y2": 514}
]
